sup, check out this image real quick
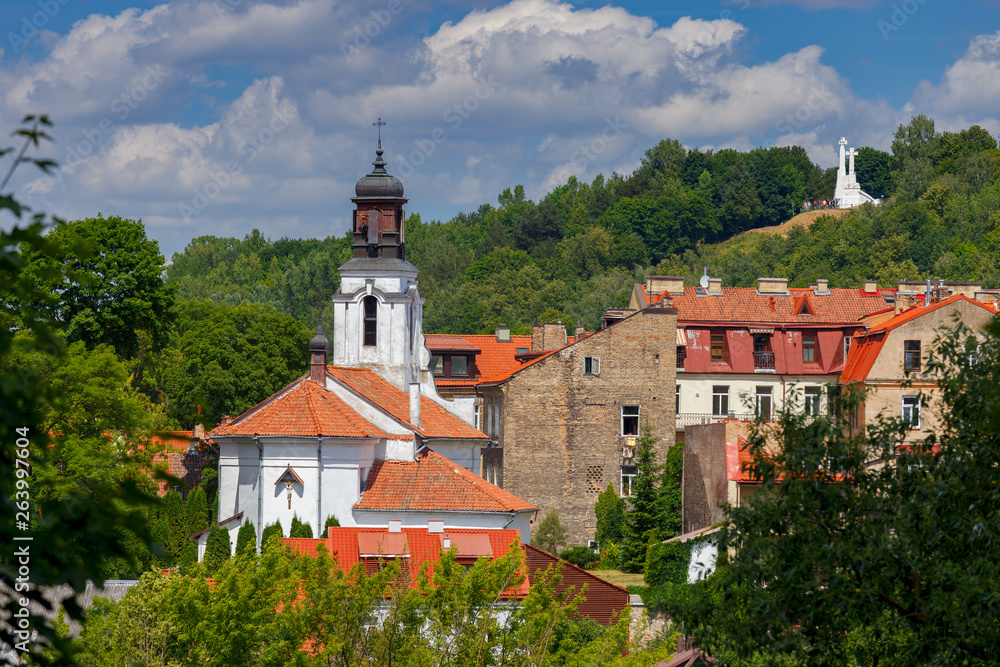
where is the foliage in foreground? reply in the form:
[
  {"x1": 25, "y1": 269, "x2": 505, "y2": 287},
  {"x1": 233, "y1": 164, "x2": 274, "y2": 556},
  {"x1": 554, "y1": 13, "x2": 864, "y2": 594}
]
[
  {"x1": 73, "y1": 540, "x2": 675, "y2": 667},
  {"x1": 669, "y1": 320, "x2": 1000, "y2": 665}
]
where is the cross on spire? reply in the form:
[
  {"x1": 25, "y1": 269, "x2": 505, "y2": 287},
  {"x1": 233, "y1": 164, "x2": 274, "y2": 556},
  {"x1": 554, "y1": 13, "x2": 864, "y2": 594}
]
[{"x1": 372, "y1": 116, "x2": 386, "y2": 142}]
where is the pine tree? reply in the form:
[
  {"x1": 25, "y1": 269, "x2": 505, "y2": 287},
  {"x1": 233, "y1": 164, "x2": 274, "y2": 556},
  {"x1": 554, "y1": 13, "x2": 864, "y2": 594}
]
[
  {"x1": 235, "y1": 521, "x2": 257, "y2": 559},
  {"x1": 260, "y1": 520, "x2": 283, "y2": 548},
  {"x1": 621, "y1": 425, "x2": 662, "y2": 573},
  {"x1": 183, "y1": 486, "x2": 210, "y2": 540},
  {"x1": 162, "y1": 490, "x2": 186, "y2": 562},
  {"x1": 533, "y1": 509, "x2": 569, "y2": 554},
  {"x1": 289, "y1": 514, "x2": 314, "y2": 538},
  {"x1": 657, "y1": 443, "x2": 684, "y2": 540},
  {"x1": 595, "y1": 482, "x2": 625, "y2": 547},
  {"x1": 323, "y1": 515, "x2": 340, "y2": 537},
  {"x1": 204, "y1": 526, "x2": 231, "y2": 573}
]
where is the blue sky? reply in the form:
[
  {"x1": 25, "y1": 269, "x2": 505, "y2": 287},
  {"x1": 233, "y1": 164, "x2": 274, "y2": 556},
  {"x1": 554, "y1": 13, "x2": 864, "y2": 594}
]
[{"x1": 1, "y1": 0, "x2": 998, "y2": 257}]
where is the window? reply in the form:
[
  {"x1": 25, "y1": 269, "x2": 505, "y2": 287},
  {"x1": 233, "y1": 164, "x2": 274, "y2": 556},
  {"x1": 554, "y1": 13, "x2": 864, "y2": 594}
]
[
  {"x1": 676, "y1": 346, "x2": 686, "y2": 370},
  {"x1": 712, "y1": 386, "x2": 729, "y2": 416},
  {"x1": 844, "y1": 335, "x2": 852, "y2": 361},
  {"x1": 620, "y1": 466, "x2": 637, "y2": 497},
  {"x1": 711, "y1": 334, "x2": 725, "y2": 362},
  {"x1": 363, "y1": 296, "x2": 378, "y2": 347},
  {"x1": 676, "y1": 385, "x2": 681, "y2": 414},
  {"x1": 584, "y1": 356, "x2": 600, "y2": 375},
  {"x1": 756, "y1": 386, "x2": 773, "y2": 420},
  {"x1": 803, "y1": 335, "x2": 816, "y2": 363},
  {"x1": 451, "y1": 355, "x2": 468, "y2": 376},
  {"x1": 621, "y1": 405, "x2": 639, "y2": 436},
  {"x1": 430, "y1": 355, "x2": 444, "y2": 375},
  {"x1": 804, "y1": 386, "x2": 821, "y2": 416},
  {"x1": 359, "y1": 468, "x2": 368, "y2": 494},
  {"x1": 902, "y1": 396, "x2": 921, "y2": 428},
  {"x1": 904, "y1": 340, "x2": 921, "y2": 372}
]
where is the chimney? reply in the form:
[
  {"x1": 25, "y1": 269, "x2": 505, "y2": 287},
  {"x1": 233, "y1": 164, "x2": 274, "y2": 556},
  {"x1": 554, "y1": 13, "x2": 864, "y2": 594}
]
[
  {"x1": 194, "y1": 423, "x2": 205, "y2": 440},
  {"x1": 895, "y1": 294, "x2": 917, "y2": 316},
  {"x1": 221, "y1": 415, "x2": 233, "y2": 426},
  {"x1": 574, "y1": 324, "x2": 585, "y2": 341},
  {"x1": 541, "y1": 321, "x2": 568, "y2": 351},
  {"x1": 409, "y1": 383, "x2": 421, "y2": 428},
  {"x1": 862, "y1": 279, "x2": 877, "y2": 293},
  {"x1": 531, "y1": 320, "x2": 543, "y2": 352},
  {"x1": 815, "y1": 278, "x2": 829, "y2": 294},
  {"x1": 309, "y1": 320, "x2": 329, "y2": 385},
  {"x1": 757, "y1": 277, "x2": 788, "y2": 294},
  {"x1": 707, "y1": 277, "x2": 722, "y2": 294},
  {"x1": 495, "y1": 323, "x2": 511, "y2": 342}
]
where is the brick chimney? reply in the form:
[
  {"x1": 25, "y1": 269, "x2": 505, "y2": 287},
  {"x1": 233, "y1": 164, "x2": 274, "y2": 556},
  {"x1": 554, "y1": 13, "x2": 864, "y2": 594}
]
[
  {"x1": 309, "y1": 320, "x2": 329, "y2": 385},
  {"x1": 531, "y1": 320, "x2": 544, "y2": 352},
  {"x1": 541, "y1": 321, "x2": 568, "y2": 351},
  {"x1": 707, "y1": 277, "x2": 722, "y2": 294},
  {"x1": 757, "y1": 277, "x2": 788, "y2": 294},
  {"x1": 862, "y1": 279, "x2": 877, "y2": 293}
]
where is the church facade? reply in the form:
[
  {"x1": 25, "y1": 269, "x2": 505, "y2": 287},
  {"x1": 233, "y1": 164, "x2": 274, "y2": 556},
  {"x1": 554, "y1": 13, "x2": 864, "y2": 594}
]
[{"x1": 208, "y1": 140, "x2": 536, "y2": 550}]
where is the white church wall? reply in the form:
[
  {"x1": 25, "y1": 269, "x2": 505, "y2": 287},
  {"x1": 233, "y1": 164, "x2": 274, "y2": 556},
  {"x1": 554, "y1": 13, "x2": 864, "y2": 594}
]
[{"x1": 427, "y1": 442, "x2": 483, "y2": 476}]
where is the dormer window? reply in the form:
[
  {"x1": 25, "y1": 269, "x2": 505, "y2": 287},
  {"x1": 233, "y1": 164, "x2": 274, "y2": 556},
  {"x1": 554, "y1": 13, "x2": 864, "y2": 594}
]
[{"x1": 363, "y1": 296, "x2": 378, "y2": 347}]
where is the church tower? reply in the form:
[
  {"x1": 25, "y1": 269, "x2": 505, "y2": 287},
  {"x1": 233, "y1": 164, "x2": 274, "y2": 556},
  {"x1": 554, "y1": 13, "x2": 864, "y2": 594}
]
[{"x1": 330, "y1": 124, "x2": 430, "y2": 391}]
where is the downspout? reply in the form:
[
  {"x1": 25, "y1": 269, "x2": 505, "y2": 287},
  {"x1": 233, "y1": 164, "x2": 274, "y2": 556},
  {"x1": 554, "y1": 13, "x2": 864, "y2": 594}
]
[
  {"x1": 254, "y1": 436, "x2": 263, "y2": 551},
  {"x1": 503, "y1": 512, "x2": 516, "y2": 528},
  {"x1": 317, "y1": 437, "x2": 323, "y2": 539}
]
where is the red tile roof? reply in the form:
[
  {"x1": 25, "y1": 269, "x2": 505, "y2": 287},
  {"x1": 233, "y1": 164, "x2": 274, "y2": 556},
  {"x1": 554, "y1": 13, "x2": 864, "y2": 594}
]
[
  {"x1": 328, "y1": 366, "x2": 487, "y2": 440},
  {"x1": 649, "y1": 286, "x2": 895, "y2": 325},
  {"x1": 355, "y1": 448, "x2": 537, "y2": 513},
  {"x1": 209, "y1": 377, "x2": 387, "y2": 438},
  {"x1": 424, "y1": 336, "x2": 482, "y2": 353},
  {"x1": 840, "y1": 295, "x2": 996, "y2": 383},
  {"x1": 425, "y1": 334, "x2": 533, "y2": 386},
  {"x1": 283, "y1": 526, "x2": 530, "y2": 597}
]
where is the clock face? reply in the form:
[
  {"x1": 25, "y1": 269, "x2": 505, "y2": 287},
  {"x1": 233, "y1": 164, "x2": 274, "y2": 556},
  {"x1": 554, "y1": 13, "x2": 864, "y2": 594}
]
[{"x1": 687, "y1": 541, "x2": 718, "y2": 583}]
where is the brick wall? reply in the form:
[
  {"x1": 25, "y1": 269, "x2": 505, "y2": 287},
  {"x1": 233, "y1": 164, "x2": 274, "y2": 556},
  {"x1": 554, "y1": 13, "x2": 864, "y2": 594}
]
[
  {"x1": 500, "y1": 307, "x2": 677, "y2": 546},
  {"x1": 681, "y1": 420, "x2": 750, "y2": 534}
]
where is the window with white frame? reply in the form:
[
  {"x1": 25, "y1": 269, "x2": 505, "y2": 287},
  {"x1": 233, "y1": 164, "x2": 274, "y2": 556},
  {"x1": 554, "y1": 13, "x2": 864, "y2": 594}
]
[
  {"x1": 620, "y1": 465, "x2": 637, "y2": 497},
  {"x1": 712, "y1": 386, "x2": 729, "y2": 416},
  {"x1": 621, "y1": 405, "x2": 639, "y2": 436},
  {"x1": 902, "y1": 396, "x2": 921, "y2": 428},
  {"x1": 804, "y1": 386, "x2": 821, "y2": 416},
  {"x1": 584, "y1": 356, "x2": 600, "y2": 375},
  {"x1": 756, "y1": 386, "x2": 773, "y2": 420}
]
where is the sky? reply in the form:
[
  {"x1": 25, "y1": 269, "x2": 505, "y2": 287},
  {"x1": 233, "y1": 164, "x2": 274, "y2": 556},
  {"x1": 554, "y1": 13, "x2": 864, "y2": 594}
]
[{"x1": 1, "y1": 0, "x2": 998, "y2": 258}]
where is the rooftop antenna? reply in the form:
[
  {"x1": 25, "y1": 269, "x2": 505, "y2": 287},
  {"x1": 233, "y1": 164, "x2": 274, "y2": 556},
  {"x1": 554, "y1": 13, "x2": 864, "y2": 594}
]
[{"x1": 699, "y1": 267, "x2": 710, "y2": 290}]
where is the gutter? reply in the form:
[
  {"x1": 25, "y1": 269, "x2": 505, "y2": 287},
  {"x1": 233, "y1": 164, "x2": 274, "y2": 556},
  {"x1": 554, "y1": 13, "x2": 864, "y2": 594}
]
[{"x1": 317, "y1": 437, "x2": 323, "y2": 538}]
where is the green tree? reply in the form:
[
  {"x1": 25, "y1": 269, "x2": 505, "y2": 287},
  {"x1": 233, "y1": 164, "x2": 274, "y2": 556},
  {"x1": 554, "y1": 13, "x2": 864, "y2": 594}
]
[
  {"x1": 621, "y1": 425, "x2": 662, "y2": 573},
  {"x1": 183, "y1": 486, "x2": 210, "y2": 540},
  {"x1": 657, "y1": 443, "x2": 683, "y2": 540},
  {"x1": 855, "y1": 147, "x2": 893, "y2": 199},
  {"x1": 533, "y1": 509, "x2": 569, "y2": 554},
  {"x1": 203, "y1": 525, "x2": 232, "y2": 573},
  {"x1": 16, "y1": 214, "x2": 175, "y2": 360},
  {"x1": 323, "y1": 514, "x2": 341, "y2": 534},
  {"x1": 290, "y1": 514, "x2": 314, "y2": 538},
  {"x1": 594, "y1": 482, "x2": 625, "y2": 547},
  {"x1": 235, "y1": 520, "x2": 257, "y2": 559},
  {"x1": 260, "y1": 520, "x2": 283, "y2": 547},
  {"x1": 674, "y1": 320, "x2": 1000, "y2": 665}
]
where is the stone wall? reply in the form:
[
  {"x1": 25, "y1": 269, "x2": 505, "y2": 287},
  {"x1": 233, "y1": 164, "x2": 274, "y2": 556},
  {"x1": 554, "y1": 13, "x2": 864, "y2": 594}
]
[
  {"x1": 682, "y1": 419, "x2": 750, "y2": 534},
  {"x1": 499, "y1": 307, "x2": 677, "y2": 545}
]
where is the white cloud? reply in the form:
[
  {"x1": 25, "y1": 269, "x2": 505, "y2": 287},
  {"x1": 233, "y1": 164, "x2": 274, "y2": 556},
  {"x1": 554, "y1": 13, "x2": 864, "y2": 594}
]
[{"x1": 910, "y1": 31, "x2": 1000, "y2": 124}]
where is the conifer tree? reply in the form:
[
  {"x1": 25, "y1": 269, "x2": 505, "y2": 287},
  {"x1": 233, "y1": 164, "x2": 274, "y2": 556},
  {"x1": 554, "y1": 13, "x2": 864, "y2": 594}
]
[
  {"x1": 657, "y1": 443, "x2": 684, "y2": 540},
  {"x1": 595, "y1": 482, "x2": 625, "y2": 547},
  {"x1": 183, "y1": 486, "x2": 210, "y2": 540},
  {"x1": 204, "y1": 526, "x2": 231, "y2": 573},
  {"x1": 260, "y1": 520, "x2": 283, "y2": 547},
  {"x1": 289, "y1": 514, "x2": 314, "y2": 538},
  {"x1": 534, "y1": 509, "x2": 569, "y2": 554},
  {"x1": 235, "y1": 521, "x2": 257, "y2": 558},
  {"x1": 621, "y1": 425, "x2": 661, "y2": 573},
  {"x1": 161, "y1": 490, "x2": 186, "y2": 562}
]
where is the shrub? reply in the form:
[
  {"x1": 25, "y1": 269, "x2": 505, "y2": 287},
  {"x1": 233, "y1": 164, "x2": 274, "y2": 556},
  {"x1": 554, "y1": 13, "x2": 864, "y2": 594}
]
[
  {"x1": 260, "y1": 520, "x2": 283, "y2": 547},
  {"x1": 559, "y1": 546, "x2": 600, "y2": 569},
  {"x1": 323, "y1": 515, "x2": 340, "y2": 535},
  {"x1": 592, "y1": 541, "x2": 621, "y2": 570},
  {"x1": 235, "y1": 520, "x2": 257, "y2": 558},
  {"x1": 533, "y1": 509, "x2": 569, "y2": 554},
  {"x1": 289, "y1": 514, "x2": 313, "y2": 538},
  {"x1": 645, "y1": 540, "x2": 691, "y2": 587},
  {"x1": 204, "y1": 526, "x2": 231, "y2": 573}
]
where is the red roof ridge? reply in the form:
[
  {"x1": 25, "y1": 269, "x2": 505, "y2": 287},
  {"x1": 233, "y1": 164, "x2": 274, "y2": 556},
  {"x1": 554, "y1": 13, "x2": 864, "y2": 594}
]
[{"x1": 868, "y1": 294, "x2": 994, "y2": 333}]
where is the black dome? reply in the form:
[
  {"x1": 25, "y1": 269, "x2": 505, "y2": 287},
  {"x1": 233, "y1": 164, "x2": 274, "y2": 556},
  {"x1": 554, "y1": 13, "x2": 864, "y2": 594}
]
[
  {"x1": 309, "y1": 321, "x2": 328, "y2": 352},
  {"x1": 355, "y1": 140, "x2": 404, "y2": 198}
]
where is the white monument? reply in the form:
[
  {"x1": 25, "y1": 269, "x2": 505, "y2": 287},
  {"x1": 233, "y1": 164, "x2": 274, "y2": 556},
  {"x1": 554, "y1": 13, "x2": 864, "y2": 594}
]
[{"x1": 834, "y1": 137, "x2": 879, "y2": 208}]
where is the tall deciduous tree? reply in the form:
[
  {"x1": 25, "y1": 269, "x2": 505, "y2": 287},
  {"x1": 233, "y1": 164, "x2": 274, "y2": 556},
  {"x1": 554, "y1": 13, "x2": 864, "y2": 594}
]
[
  {"x1": 674, "y1": 320, "x2": 1000, "y2": 665},
  {"x1": 533, "y1": 509, "x2": 569, "y2": 555}
]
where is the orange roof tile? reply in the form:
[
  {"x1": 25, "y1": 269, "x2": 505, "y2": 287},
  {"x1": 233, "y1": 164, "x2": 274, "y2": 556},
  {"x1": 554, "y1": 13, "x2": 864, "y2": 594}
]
[
  {"x1": 840, "y1": 295, "x2": 996, "y2": 383},
  {"x1": 425, "y1": 334, "x2": 533, "y2": 386},
  {"x1": 209, "y1": 377, "x2": 387, "y2": 438},
  {"x1": 653, "y1": 285, "x2": 895, "y2": 325},
  {"x1": 283, "y1": 526, "x2": 530, "y2": 597},
  {"x1": 328, "y1": 366, "x2": 487, "y2": 440},
  {"x1": 355, "y1": 448, "x2": 536, "y2": 513}
]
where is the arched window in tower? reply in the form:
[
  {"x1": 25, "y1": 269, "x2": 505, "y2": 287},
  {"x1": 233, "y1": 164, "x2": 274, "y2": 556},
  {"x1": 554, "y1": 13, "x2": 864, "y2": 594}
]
[{"x1": 363, "y1": 296, "x2": 378, "y2": 347}]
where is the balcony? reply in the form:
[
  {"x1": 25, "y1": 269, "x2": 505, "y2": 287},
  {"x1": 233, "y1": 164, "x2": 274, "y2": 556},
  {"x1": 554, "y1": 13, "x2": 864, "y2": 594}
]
[
  {"x1": 753, "y1": 350, "x2": 775, "y2": 372},
  {"x1": 676, "y1": 412, "x2": 757, "y2": 428}
]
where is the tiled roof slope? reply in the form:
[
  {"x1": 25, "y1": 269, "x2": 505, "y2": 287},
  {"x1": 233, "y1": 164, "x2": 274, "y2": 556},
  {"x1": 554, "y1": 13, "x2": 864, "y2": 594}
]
[
  {"x1": 356, "y1": 448, "x2": 536, "y2": 513},
  {"x1": 424, "y1": 334, "x2": 533, "y2": 386},
  {"x1": 209, "y1": 377, "x2": 387, "y2": 438},
  {"x1": 283, "y1": 527, "x2": 529, "y2": 597},
  {"x1": 840, "y1": 295, "x2": 996, "y2": 383},
  {"x1": 648, "y1": 285, "x2": 895, "y2": 324},
  {"x1": 328, "y1": 366, "x2": 487, "y2": 439}
]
